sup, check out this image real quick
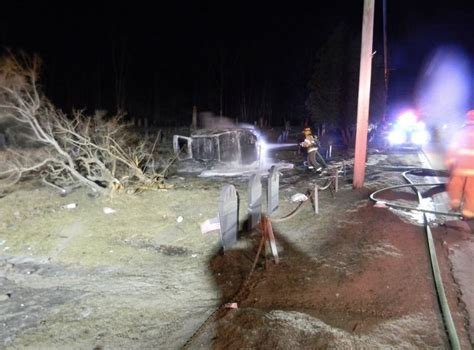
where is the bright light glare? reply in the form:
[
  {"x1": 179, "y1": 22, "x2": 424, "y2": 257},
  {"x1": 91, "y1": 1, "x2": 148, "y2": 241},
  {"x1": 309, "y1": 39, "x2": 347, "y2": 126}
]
[
  {"x1": 388, "y1": 130, "x2": 406, "y2": 145},
  {"x1": 416, "y1": 47, "x2": 470, "y2": 133},
  {"x1": 258, "y1": 140, "x2": 268, "y2": 151},
  {"x1": 257, "y1": 139, "x2": 269, "y2": 167},
  {"x1": 416, "y1": 121, "x2": 426, "y2": 129},
  {"x1": 411, "y1": 130, "x2": 430, "y2": 145},
  {"x1": 397, "y1": 111, "x2": 417, "y2": 129}
]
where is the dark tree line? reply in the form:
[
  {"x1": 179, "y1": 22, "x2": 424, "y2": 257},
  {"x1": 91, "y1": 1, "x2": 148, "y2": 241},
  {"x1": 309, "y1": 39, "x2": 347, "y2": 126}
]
[
  {"x1": 2, "y1": 13, "x2": 384, "y2": 135},
  {"x1": 306, "y1": 22, "x2": 385, "y2": 145},
  {"x1": 0, "y1": 1, "x2": 394, "y2": 136},
  {"x1": 35, "y1": 38, "x2": 312, "y2": 129}
]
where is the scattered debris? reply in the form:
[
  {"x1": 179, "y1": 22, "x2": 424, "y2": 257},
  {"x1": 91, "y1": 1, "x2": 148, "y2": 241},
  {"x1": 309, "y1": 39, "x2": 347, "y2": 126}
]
[
  {"x1": 176, "y1": 216, "x2": 184, "y2": 223},
  {"x1": 103, "y1": 207, "x2": 117, "y2": 214},
  {"x1": 290, "y1": 193, "x2": 308, "y2": 202},
  {"x1": 374, "y1": 201, "x2": 388, "y2": 208},
  {"x1": 62, "y1": 203, "x2": 77, "y2": 209},
  {"x1": 224, "y1": 302, "x2": 238, "y2": 309},
  {"x1": 200, "y1": 217, "x2": 220, "y2": 234}
]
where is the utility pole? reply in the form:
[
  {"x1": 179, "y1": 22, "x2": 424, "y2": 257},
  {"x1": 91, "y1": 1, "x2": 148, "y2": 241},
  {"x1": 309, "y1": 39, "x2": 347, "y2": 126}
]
[
  {"x1": 382, "y1": 0, "x2": 389, "y2": 122},
  {"x1": 353, "y1": 0, "x2": 375, "y2": 189}
]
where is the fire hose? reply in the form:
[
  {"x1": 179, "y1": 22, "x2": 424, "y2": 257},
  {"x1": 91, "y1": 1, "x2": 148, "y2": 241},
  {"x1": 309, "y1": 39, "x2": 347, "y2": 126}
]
[
  {"x1": 274, "y1": 161, "x2": 463, "y2": 348},
  {"x1": 369, "y1": 182, "x2": 462, "y2": 218},
  {"x1": 370, "y1": 169, "x2": 461, "y2": 350}
]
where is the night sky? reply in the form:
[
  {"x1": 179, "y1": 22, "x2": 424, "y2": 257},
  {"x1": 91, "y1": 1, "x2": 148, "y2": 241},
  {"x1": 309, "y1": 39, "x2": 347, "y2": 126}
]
[{"x1": 1, "y1": 1, "x2": 474, "y2": 126}]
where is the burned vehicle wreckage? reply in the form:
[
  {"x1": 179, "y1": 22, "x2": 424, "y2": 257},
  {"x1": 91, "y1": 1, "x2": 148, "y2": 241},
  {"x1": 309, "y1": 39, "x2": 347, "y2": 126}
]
[{"x1": 173, "y1": 128, "x2": 261, "y2": 174}]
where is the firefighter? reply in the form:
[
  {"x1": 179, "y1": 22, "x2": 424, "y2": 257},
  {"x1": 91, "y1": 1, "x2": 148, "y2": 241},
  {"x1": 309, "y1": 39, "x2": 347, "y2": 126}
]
[
  {"x1": 300, "y1": 127, "x2": 323, "y2": 172},
  {"x1": 446, "y1": 110, "x2": 474, "y2": 219}
]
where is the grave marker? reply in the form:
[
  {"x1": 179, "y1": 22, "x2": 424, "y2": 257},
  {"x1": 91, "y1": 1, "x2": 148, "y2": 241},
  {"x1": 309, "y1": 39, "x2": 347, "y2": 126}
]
[
  {"x1": 267, "y1": 166, "x2": 279, "y2": 215},
  {"x1": 247, "y1": 174, "x2": 262, "y2": 230},
  {"x1": 218, "y1": 184, "x2": 238, "y2": 250}
]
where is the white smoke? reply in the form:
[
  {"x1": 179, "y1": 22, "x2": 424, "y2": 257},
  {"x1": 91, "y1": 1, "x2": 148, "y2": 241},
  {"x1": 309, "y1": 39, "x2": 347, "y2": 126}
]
[{"x1": 415, "y1": 46, "x2": 471, "y2": 128}]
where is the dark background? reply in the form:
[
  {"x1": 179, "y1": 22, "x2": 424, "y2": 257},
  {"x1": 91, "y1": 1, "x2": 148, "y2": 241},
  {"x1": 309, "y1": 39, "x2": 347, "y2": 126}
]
[{"x1": 1, "y1": 1, "x2": 474, "y2": 127}]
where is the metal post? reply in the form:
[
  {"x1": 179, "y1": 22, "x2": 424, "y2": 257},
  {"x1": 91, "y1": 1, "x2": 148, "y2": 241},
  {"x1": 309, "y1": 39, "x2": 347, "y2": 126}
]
[
  {"x1": 314, "y1": 185, "x2": 319, "y2": 214},
  {"x1": 353, "y1": 0, "x2": 375, "y2": 189}
]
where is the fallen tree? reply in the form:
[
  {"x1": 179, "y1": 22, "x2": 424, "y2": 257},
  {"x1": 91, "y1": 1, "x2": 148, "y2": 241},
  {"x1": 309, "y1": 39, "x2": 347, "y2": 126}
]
[{"x1": 0, "y1": 53, "x2": 168, "y2": 195}]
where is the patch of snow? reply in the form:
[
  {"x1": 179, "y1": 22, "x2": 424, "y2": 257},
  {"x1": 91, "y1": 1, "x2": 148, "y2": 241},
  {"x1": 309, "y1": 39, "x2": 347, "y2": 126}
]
[
  {"x1": 103, "y1": 207, "x2": 117, "y2": 214},
  {"x1": 366, "y1": 154, "x2": 388, "y2": 166},
  {"x1": 198, "y1": 162, "x2": 293, "y2": 178},
  {"x1": 361, "y1": 241, "x2": 402, "y2": 258},
  {"x1": 266, "y1": 310, "x2": 443, "y2": 348},
  {"x1": 345, "y1": 199, "x2": 369, "y2": 213}
]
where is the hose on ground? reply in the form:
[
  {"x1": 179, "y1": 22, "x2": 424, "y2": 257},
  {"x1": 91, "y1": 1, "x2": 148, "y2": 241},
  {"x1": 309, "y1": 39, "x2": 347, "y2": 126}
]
[
  {"x1": 369, "y1": 182, "x2": 462, "y2": 218},
  {"x1": 403, "y1": 168, "x2": 461, "y2": 350},
  {"x1": 370, "y1": 168, "x2": 461, "y2": 350}
]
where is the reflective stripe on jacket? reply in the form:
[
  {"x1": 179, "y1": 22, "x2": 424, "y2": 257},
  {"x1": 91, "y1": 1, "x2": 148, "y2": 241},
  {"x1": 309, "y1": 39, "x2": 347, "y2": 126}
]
[{"x1": 302, "y1": 135, "x2": 317, "y2": 152}]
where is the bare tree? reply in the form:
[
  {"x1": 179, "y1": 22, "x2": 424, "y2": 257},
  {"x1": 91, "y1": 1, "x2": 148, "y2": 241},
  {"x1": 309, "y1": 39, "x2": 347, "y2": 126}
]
[{"x1": 0, "y1": 53, "x2": 167, "y2": 195}]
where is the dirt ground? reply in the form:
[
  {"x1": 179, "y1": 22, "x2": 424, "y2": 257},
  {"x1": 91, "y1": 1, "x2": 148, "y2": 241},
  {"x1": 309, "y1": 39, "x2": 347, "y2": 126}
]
[{"x1": 0, "y1": 147, "x2": 472, "y2": 349}]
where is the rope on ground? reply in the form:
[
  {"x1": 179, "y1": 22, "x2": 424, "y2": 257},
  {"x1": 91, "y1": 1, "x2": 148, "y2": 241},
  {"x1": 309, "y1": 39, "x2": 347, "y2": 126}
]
[
  {"x1": 270, "y1": 197, "x2": 311, "y2": 223},
  {"x1": 271, "y1": 171, "x2": 340, "y2": 223},
  {"x1": 182, "y1": 216, "x2": 277, "y2": 349}
]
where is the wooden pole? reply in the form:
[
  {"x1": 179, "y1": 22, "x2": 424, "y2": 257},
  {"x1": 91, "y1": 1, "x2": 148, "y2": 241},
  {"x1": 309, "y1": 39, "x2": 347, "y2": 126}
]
[
  {"x1": 353, "y1": 0, "x2": 375, "y2": 189},
  {"x1": 382, "y1": 0, "x2": 389, "y2": 122}
]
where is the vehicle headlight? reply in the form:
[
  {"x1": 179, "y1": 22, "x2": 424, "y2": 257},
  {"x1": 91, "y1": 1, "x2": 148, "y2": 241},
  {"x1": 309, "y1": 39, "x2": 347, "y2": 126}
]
[
  {"x1": 388, "y1": 130, "x2": 406, "y2": 145},
  {"x1": 411, "y1": 130, "x2": 430, "y2": 145}
]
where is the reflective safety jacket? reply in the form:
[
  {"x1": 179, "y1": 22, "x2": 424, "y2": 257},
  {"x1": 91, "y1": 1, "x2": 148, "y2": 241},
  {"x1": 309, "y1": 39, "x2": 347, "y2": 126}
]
[
  {"x1": 446, "y1": 122, "x2": 474, "y2": 176},
  {"x1": 301, "y1": 135, "x2": 318, "y2": 153}
]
